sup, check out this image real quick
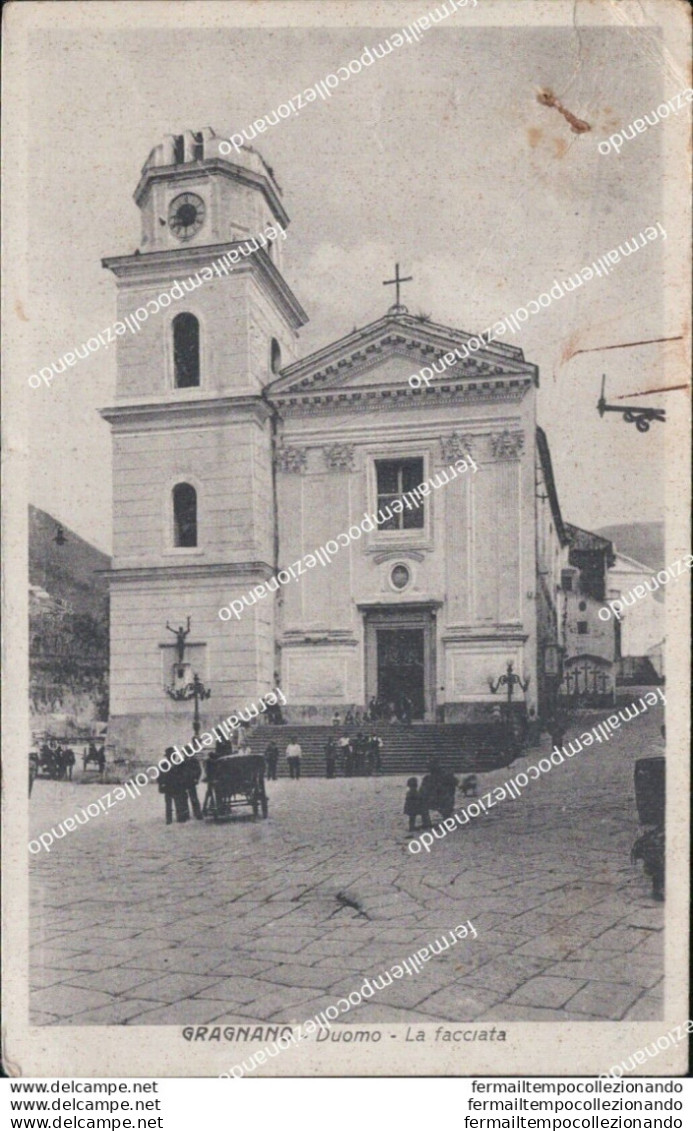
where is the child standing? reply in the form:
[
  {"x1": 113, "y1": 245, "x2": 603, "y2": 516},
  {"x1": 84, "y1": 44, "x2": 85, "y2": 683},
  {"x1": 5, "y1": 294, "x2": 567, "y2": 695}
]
[{"x1": 404, "y1": 777, "x2": 422, "y2": 833}]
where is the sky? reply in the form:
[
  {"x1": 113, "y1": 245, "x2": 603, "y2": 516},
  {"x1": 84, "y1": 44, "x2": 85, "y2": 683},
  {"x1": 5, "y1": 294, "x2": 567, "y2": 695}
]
[{"x1": 22, "y1": 9, "x2": 683, "y2": 555}]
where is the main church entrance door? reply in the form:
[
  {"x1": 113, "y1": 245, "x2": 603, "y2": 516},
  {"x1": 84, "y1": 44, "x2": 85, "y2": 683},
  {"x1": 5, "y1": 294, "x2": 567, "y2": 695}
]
[
  {"x1": 362, "y1": 605, "x2": 437, "y2": 722},
  {"x1": 376, "y1": 628, "x2": 425, "y2": 720}
]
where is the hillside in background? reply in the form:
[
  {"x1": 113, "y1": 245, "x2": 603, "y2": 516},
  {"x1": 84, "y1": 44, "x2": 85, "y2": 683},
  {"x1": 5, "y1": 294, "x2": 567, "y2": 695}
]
[
  {"x1": 596, "y1": 522, "x2": 664, "y2": 572},
  {"x1": 29, "y1": 506, "x2": 111, "y2": 731},
  {"x1": 30, "y1": 505, "x2": 110, "y2": 616}
]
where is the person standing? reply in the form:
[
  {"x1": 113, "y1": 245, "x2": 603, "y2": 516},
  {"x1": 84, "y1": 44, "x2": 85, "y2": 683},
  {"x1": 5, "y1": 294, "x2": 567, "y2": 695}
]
[
  {"x1": 285, "y1": 736, "x2": 302, "y2": 780},
  {"x1": 159, "y1": 748, "x2": 190, "y2": 824},
  {"x1": 64, "y1": 747, "x2": 75, "y2": 780},
  {"x1": 265, "y1": 740, "x2": 279, "y2": 781},
  {"x1": 370, "y1": 734, "x2": 383, "y2": 774},
  {"x1": 29, "y1": 752, "x2": 39, "y2": 797},
  {"x1": 183, "y1": 748, "x2": 203, "y2": 819},
  {"x1": 339, "y1": 734, "x2": 353, "y2": 777},
  {"x1": 325, "y1": 737, "x2": 337, "y2": 779},
  {"x1": 353, "y1": 732, "x2": 365, "y2": 776},
  {"x1": 548, "y1": 714, "x2": 566, "y2": 752}
]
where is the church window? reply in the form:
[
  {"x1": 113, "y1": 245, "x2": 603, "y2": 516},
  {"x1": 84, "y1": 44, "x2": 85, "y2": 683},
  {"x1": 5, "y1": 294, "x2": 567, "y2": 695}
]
[
  {"x1": 173, "y1": 313, "x2": 200, "y2": 387},
  {"x1": 173, "y1": 483, "x2": 197, "y2": 547},
  {"x1": 375, "y1": 459, "x2": 424, "y2": 530},
  {"x1": 271, "y1": 338, "x2": 282, "y2": 374},
  {"x1": 577, "y1": 621, "x2": 588, "y2": 635}
]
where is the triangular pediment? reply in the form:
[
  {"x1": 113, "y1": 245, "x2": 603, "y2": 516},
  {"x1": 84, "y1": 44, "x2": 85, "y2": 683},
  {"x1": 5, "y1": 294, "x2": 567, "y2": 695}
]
[{"x1": 269, "y1": 312, "x2": 536, "y2": 400}]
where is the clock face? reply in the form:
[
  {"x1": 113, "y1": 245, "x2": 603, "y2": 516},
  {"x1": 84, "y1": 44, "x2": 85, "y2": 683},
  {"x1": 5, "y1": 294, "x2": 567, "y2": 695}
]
[{"x1": 168, "y1": 193, "x2": 206, "y2": 240}]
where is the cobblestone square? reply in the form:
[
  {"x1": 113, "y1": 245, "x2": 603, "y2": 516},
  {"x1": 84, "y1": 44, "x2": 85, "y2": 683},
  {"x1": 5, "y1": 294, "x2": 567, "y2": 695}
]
[{"x1": 29, "y1": 708, "x2": 664, "y2": 1026}]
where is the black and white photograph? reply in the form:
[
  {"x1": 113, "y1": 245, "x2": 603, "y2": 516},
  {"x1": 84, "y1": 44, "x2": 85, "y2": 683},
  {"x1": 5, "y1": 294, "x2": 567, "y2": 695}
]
[{"x1": 2, "y1": 0, "x2": 690, "y2": 1081}]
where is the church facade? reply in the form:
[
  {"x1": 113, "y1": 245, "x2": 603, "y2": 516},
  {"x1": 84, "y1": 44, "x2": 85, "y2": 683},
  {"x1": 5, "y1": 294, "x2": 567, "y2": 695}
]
[{"x1": 101, "y1": 129, "x2": 569, "y2": 759}]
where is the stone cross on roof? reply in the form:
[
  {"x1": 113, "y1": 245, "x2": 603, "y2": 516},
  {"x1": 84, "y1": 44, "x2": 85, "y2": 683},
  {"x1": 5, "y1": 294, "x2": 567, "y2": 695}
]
[{"x1": 383, "y1": 262, "x2": 413, "y2": 313}]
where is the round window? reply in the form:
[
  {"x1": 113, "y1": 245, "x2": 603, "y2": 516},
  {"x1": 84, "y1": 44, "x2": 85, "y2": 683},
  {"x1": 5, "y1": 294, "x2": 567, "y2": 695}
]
[
  {"x1": 578, "y1": 600, "x2": 587, "y2": 612},
  {"x1": 391, "y1": 564, "x2": 410, "y2": 591}
]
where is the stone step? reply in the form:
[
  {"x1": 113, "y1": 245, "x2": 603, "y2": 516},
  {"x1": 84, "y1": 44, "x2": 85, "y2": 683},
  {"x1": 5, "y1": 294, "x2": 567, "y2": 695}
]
[{"x1": 245, "y1": 724, "x2": 516, "y2": 778}]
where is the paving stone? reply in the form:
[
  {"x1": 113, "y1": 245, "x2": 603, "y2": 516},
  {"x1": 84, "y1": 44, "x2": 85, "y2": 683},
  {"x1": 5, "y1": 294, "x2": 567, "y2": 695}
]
[
  {"x1": 234, "y1": 985, "x2": 335, "y2": 1021},
  {"x1": 31, "y1": 984, "x2": 116, "y2": 1018},
  {"x1": 622, "y1": 906, "x2": 665, "y2": 930},
  {"x1": 60, "y1": 999, "x2": 158, "y2": 1025},
  {"x1": 507, "y1": 975, "x2": 587, "y2": 1009},
  {"x1": 540, "y1": 956, "x2": 663, "y2": 990},
  {"x1": 29, "y1": 1011, "x2": 61, "y2": 1026},
  {"x1": 195, "y1": 976, "x2": 271, "y2": 1004},
  {"x1": 631, "y1": 932, "x2": 664, "y2": 958},
  {"x1": 459, "y1": 954, "x2": 549, "y2": 998},
  {"x1": 29, "y1": 945, "x2": 92, "y2": 965},
  {"x1": 199, "y1": 957, "x2": 274, "y2": 979},
  {"x1": 514, "y1": 934, "x2": 582, "y2": 961},
  {"x1": 567, "y1": 980, "x2": 644, "y2": 1019},
  {"x1": 50, "y1": 952, "x2": 131, "y2": 974},
  {"x1": 30, "y1": 967, "x2": 74, "y2": 989},
  {"x1": 586, "y1": 926, "x2": 655, "y2": 952},
  {"x1": 119, "y1": 972, "x2": 223, "y2": 1003},
  {"x1": 130, "y1": 1000, "x2": 245, "y2": 1025},
  {"x1": 260, "y1": 964, "x2": 342, "y2": 990},
  {"x1": 622, "y1": 991, "x2": 663, "y2": 1021},
  {"x1": 417, "y1": 984, "x2": 502, "y2": 1021},
  {"x1": 477, "y1": 1004, "x2": 592, "y2": 1022},
  {"x1": 63, "y1": 967, "x2": 170, "y2": 997}
]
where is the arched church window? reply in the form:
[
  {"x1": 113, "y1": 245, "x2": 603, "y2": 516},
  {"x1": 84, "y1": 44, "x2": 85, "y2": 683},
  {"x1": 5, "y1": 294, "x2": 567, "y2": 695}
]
[
  {"x1": 271, "y1": 338, "x2": 282, "y2": 375},
  {"x1": 173, "y1": 313, "x2": 200, "y2": 387},
  {"x1": 173, "y1": 483, "x2": 197, "y2": 547}
]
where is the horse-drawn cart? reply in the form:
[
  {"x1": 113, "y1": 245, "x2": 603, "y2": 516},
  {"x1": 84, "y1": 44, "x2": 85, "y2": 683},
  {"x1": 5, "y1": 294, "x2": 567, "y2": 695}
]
[{"x1": 202, "y1": 753, "x2": 268, "y2": 821}]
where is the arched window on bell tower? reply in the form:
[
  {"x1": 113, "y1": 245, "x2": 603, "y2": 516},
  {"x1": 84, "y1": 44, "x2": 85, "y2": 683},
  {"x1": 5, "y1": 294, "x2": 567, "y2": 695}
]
[
  {"x1": 172, "y1": 483, "x2": 197, "y2": 547},
  {"x1": 173, "y1": 313, "x2": 200, "y2": 387}
]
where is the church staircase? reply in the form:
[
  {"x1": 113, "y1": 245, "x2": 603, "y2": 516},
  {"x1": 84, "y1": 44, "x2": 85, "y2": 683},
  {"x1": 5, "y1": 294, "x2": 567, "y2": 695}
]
[{"x1": 246, "y1": 724, "x2": 516, "y2": 778}]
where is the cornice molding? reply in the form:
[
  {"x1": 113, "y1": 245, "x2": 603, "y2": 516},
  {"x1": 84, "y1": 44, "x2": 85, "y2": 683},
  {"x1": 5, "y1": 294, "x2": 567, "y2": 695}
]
[
  {"x1": 100, "y1": 394, "x2": 272, "y2": 431},
  {"x1": 281, "y1": 632, "x2": 358, "y2": 647},
  {"x1": 272, "y1": 378, "x2": 532, "y2": 418},
  {"x1": 105, "y1": 561, "x2": 274, "y2": 584},
  {"x1": 102, "y1": 241, "x2": 307, "y2": 330},
  {"x1": 442, "y1": 629, "x2": 528, "y2": 643},
  {"x1": 372, "y1": 549, "x2": 426, "y2": 565}
]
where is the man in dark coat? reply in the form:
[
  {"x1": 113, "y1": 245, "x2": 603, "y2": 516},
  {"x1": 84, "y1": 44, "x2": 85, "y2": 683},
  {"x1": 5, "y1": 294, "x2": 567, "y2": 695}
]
[
  {"x1": 183, "y1": 749, "x2": 203, "y2": 819},
  {"x1": 325, "y1": 737, "x2": 337, "y2": 779},
  {"x1": 159, "y1": 747, "x2": 190, "y2": 824},
  {"x1": 420, "y1": 760, "x2": 458, "y2": 822}
]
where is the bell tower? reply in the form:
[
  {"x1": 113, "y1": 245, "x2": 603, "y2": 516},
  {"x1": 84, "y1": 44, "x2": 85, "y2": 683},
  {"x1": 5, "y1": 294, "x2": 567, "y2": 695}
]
[{"x1": 100, "y1": 128, "x2": 308, "y2": 757}]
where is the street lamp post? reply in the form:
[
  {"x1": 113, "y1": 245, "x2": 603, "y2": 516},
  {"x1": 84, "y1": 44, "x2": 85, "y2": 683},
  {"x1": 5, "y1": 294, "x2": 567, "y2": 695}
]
[
  {"x1": 488, "y1": 662, "x2": 530, "y2": 715},
  {"x1": 165, "y1": 670, "x2": 211, "y2": 736}
]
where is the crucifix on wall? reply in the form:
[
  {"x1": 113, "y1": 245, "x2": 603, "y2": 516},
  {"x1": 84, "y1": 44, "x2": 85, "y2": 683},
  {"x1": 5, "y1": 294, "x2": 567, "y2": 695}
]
[{"x1": 166, "y1": 616, "x2": 191, "y2": 665}]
